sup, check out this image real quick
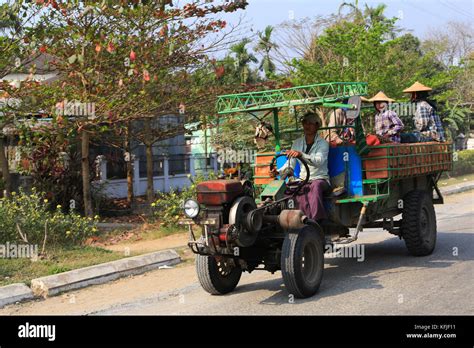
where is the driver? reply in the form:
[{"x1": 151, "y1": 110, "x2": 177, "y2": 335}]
[{"x1": 271, "y1": 112, "x2": 330, "y2": 222}]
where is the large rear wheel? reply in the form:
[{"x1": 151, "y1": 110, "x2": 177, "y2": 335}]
[
  {"x1": 401, "y1": 190, "x2": 437, "y2": 256},
  {"x1": 196, "y1": 255, "x2": 242, "y2": 295},
  {"x1": 281, "y1": 225, "x2": 325, "y2": 298}
]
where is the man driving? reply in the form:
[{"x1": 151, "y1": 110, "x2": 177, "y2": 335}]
[{"x1": 271, "y1": 112, "x2": 330, "y2": 221}]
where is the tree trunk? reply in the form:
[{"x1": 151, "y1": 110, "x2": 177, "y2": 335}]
[
  {"x1": 316, "y1": 107, "x2": 329, "y2": 140},
  {"x1": 144, "y1": 118, "x2": 154, "y2": 203},
  {"x1": 125, "y1": 123, "x2": 134, "y2": 206},
  {"x1": 81, "y1": 130, "x2": 93, "y2": 217},
  {"x1": 0, "y1": 135, "x2": 11, "y2": 197}
]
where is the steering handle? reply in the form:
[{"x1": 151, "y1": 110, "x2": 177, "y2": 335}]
[{"x1": 269, "y1": 153, "x2": 311, "y2": 195}]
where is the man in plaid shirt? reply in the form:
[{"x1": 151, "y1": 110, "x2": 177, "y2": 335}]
[
  {"x1": 403, "y1": 81, "x2": 446, "y2": 142},
  {"x1": 414, "y1": 100, "x2": 445, "y2": 142},
  {"x1": 369, "y1": 91, "x2": 404, "y2": 143}
]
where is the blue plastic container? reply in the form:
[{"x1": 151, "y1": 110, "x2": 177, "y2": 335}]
[{"x1": 328, "y1": 145, "x2": 363, "y2": 196}]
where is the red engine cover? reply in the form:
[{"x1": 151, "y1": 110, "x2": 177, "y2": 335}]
[{"x1": 196, "y1": 180, "x2": 243, "y2": 205}]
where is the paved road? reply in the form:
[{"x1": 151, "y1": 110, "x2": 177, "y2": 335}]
[{"x1": 2, "y1": 191, "x2": 473, "y2": 315}]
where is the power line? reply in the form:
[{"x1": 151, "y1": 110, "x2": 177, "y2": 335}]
[
  {"x1": 438, "y1": 0, "x2": 473, "y2": 20},
  {"x1": 405, "y1": 1, "x2": 453, "y2": 22}
]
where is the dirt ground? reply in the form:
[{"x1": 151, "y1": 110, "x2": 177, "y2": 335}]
[{"x1": 103, "y1": 232, "x2": 189, "y2": 254}]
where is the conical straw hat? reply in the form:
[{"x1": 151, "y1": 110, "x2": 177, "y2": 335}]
[
  {"x1": 368, "y1": 91, "x2": 395, "y2": 103},
  {"x1": 403, "y1": 81, "x2": 432, "y2": 93}
]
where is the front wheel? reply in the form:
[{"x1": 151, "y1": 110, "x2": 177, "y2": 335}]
[
  {"x1": 401, "y1": 190, "x2": 437, "y2": 256},
  {"x1": 281, "y1": 225, "x2": 325, "y2": 298},
  {"x1": 196, "y1": 255, "x2": 242, "y2": 295}
]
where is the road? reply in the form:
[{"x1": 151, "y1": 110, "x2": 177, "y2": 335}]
[{"x1": 1, "y1": 191, "x2": 473, "y2": 315}]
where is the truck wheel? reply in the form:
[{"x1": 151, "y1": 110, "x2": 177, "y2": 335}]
[
  {"x1": 401, "y1": 190, "x2": 437, "y2": 256},
  {"x1": 196, "y1": 255, "x2": 242, "y2": 295},
  {"x1": 281, "y1": 225, "x2": 324, "y2": 299}
]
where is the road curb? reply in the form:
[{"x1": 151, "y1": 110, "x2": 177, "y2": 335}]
[
  {"x1": 440, "y1": 182, "x2": 474, "y2": 196},
  {"x1": 30, "y1": 249, "x2": 181, "y2": 298},
  {"x1": 0, "y1": 283, "x2": 35, "y2": 308}
]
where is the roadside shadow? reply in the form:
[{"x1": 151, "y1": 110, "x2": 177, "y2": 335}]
[{"x1": 230, "y1": 231, "x2": 473, "y2": 305}]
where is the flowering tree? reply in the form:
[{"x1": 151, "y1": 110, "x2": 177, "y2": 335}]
[{"x1": 5, "y1": 0, "x2": 247, "y2": 213}]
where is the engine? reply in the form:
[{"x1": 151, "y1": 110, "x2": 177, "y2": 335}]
[
  {"x1": 188, "y1": 179, "x2": 306, "y2": 258},
  {"x1": 193, "y1": 180, "x2": 261, "y2": 250},
  {"x1": 196, "y1": 180, "x2": 244, "y2": 206}
]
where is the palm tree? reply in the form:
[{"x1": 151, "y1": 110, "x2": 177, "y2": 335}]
[
  {"x1": 256, "y1": 25, "x2": 278, "y2": 78},
  {"x1": 363, "y1": 3, "x2": 387, "y2": 26},
  {"x1": 338, "y1": 1, "x2": 387, "y2": 27},
  {"x1": 230, "y1": 39, "x2": 258, "y2": 84},
  {"x1": 338, "y1": 0, "x2": 363, "y2": 23},
  {"x1": 0, "y1": 4, "x2": 21, "y2": 35}
]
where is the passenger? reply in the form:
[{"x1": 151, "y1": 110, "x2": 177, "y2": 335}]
[
  {"x1": 369, "y1": 91, "x2": 404, "y2": 143},
  {"x1": 270, "y1": 112, "x2": 330, "y2": 221},
  {"x1": 403, "y1": 81, "x2": 445, "y2": 142},
  {"x1": 327, "y1": 108, "x2": 356, "y2": 144}
]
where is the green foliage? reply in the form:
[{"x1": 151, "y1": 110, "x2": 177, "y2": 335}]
[
  {"x1": 452, "y1": 150, "x2": 474, "y2": 176},
  {"x1": 424, "y1": 54, "x2": 473, "y2": 134},
  {"x1": 256, "y1": 25, "x2": 278, "y2": 78},
  {"x1": 151, "y1": 172, "x2": 216, "y2": 226},
  {"x1": 289, "y1": 3, "x2": 472, "y2": 136},
  {"x1": 230, "y1": 39, "x2": 259, "y2": 84},
  {"x1": 291, "y1": 9, "x2": 417, "y2": 98},
  {"x1": 0, "y1": 188, "x2": 98, "y2": 247},
  {"x1": 15, "y1": 122, "x2": 85, "y2": 211}
]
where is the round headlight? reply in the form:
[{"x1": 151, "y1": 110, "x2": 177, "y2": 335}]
[{"x1": 184, "y1": 199, "x2": 200, "y2": 218}]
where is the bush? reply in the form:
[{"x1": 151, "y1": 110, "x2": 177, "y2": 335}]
[
  {"x1": 151, "y1": 173, "x2": 216, "y2": 226},
  {"x1": 452, "y1": 149, "x2": 474, "y2": 176},
  {"x1": 0, "y1": 188, "x2": 98, "y2": 247}
]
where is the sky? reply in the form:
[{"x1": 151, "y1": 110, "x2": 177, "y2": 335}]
[{"x1": 222, "y1": 0, "x2": 473, "y2": 39}]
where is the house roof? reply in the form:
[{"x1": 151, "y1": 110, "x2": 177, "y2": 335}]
[{"x1": 1, "y1": 53, "x2": 60, "y2": 85}]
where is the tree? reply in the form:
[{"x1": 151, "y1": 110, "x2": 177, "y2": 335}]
[
  {"x1": 291, "y1": 8, "x2": 398, "y2": 87},
  {"x1": 272, "y1": 16, "x2": 339, "y2": 74},
  {"x1": 255, "y1": 25, "x2": 278, "y2": 78},
  {"x1": 6, "y1": 0, "x2": 248, "y2": 213},
  {"x1": 0, "y1": 1, "x2": 44, "y2": 197},
  {"x1": 423, "y1": 21, "x2": 473, "y2": 68},
  {"x1": 420, "y1": 21, "x2": 473, "y2": 136},
  {"x1": 230, "y1": 38, "x2": 258, "y2": 84}
]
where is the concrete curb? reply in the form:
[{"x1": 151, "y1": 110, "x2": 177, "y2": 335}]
[
  {"x1": 0, "y1": 283, "x2": 35, "y2": 308},
  {"x1": 30, "y1": 249, "x2": 181, "y2": 298},
  {"x1": 440, "y1": 182, "x2": 474, "y2": 196}
]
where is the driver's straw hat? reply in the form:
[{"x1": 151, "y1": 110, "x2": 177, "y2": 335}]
[{"x1": 300, "y1": 112, "x2": 322, "y2": 126}]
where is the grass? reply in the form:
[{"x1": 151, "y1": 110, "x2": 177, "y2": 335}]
[
  {"x1": 138, "y1": 225, "x2": 187, "y2": 241},
  {"x1": 174, "y1": 245, "x2": 195, "y2": 268},
  {"x1": 0, "y1": 224, "x2": 189, "y2": 287},
  {"x1": 439, "y1": 172, "x2": 474, "y2": 187},
  {"x1": 96, "y1": 223, "x2": 187, "y2": 246},
  {"x1": 0, "y1": 246, "x2": 136, "y2": 287},
  {"x1": 0, "y1": 223, "x2": 190, "y2": 287}
]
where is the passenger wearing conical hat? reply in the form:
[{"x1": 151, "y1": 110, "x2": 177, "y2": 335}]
[
  {"x1": 403, "y1": 81, "x2": 445, "y2": 142},
  {"x1": 369, "y1": 91, "x2": 404, "y2": 143}
]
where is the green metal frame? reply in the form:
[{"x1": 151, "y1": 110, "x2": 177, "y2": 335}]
[
  {"x1": 214, "y1": 81, "x2": 453, "y2": 209},
  {"x1": 216, "y1": 82, "x2": 368, "y2": 115}
]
